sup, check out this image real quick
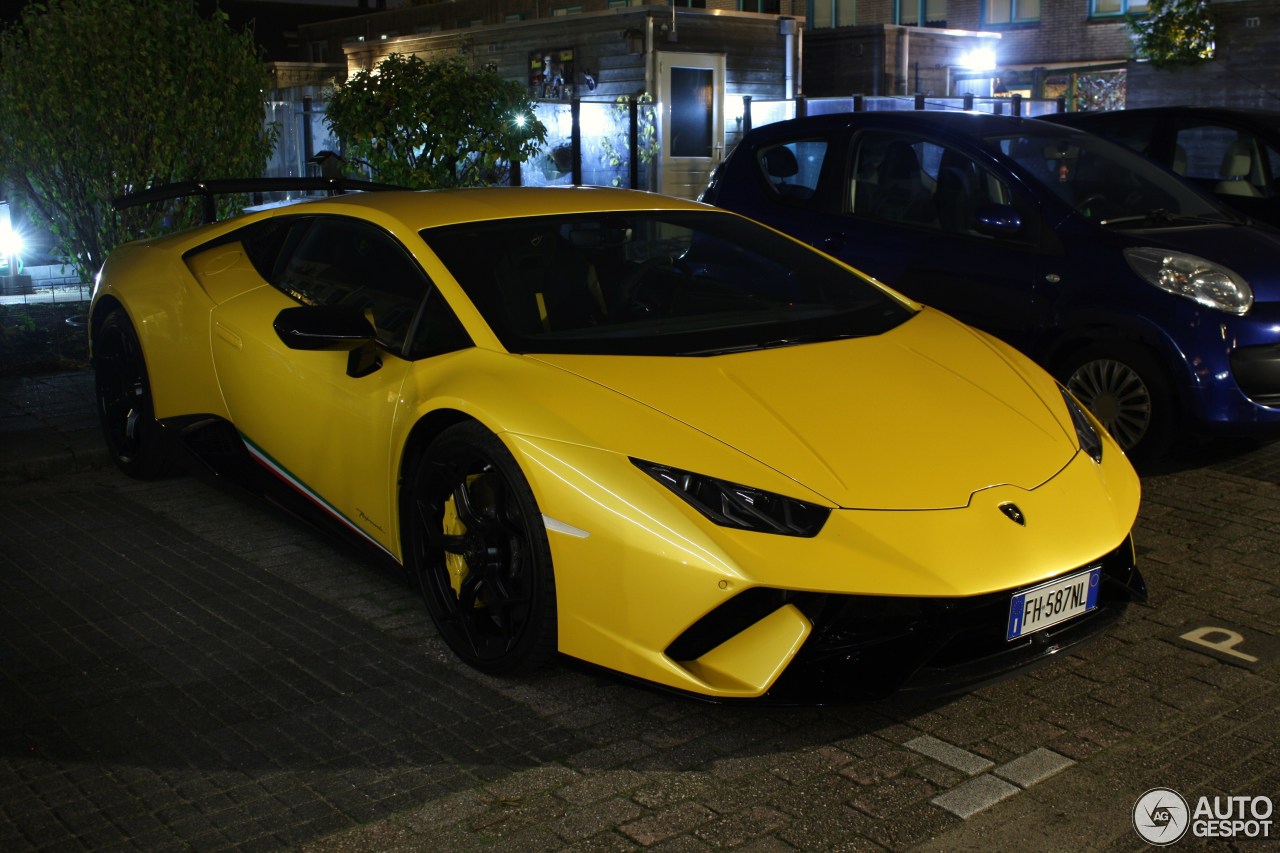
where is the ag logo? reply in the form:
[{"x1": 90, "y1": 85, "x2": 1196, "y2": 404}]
[{"x1": 1134, "y1": 787, "x2": 1190, "y2": 845}]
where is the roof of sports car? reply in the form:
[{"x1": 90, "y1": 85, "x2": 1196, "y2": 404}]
[{"x1": 268, "y1": 186, "x2": 711, "y2": 230}]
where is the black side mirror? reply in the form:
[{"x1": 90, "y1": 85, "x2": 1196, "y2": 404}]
[
  {"x1": 974, "y1": 204, "x2": 1024, "y2": 238},
  {"x1": 273, "y1": 305, "x2": 381, "y2": 378}
]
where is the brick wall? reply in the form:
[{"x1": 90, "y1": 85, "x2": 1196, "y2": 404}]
[{"x1": 1126, "y1": 0, "x2": 1279, "y2": 109}]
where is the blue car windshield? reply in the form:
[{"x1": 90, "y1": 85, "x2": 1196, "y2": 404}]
[
  {"x1": 986, "y1": 131, "x2": 1237, "y2": 226},
  {"x1": 421, "y1": 211, "x2": 914, "y2": 356}
]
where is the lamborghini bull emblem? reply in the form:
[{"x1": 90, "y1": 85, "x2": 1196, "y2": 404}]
[{"x1": 999, "y1": 502, "x2": 1026, "y2": 526}]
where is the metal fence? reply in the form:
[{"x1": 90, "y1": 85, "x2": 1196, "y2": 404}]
[{"x1": 740, "y1": 92, "x2": 1068, "y2": 132}]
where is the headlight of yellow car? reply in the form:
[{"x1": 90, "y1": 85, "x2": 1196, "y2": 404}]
[
  {"x1": 1060, "y1": 386, "x2": 1104, "y2": 463},
  {"x1": 632, "y1": 459, "x2": 831, "y2": 537}
]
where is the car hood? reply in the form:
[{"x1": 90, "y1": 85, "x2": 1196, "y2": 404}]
[{"x1": 531, "y1": 309, "x2": 1078, "y2": 511}]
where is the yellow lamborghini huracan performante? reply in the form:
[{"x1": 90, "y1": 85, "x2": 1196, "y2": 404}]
[{"x1": 90, "y1": 183, "x2": 1144, "y2": 701}]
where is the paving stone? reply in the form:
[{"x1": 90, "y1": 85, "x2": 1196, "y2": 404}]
[
  {"x1": 903, "y1": 735, "x2": 995, "y2": 776},
  {"x1": 930, "y1": 774, "x2": 1021, "y2": 820},
  {"x1": 993, "y1": 749, "x2": 1075, "y2": 789}
]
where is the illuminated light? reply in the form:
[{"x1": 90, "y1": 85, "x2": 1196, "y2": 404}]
[
  {"x1": 578, "y1": 102, "x2": 610, "y2": 138},
  {"x1": 0, "y1": 222, "x2": 24, "y2": 259},
  {"x1": 960, "y1": 48, "x2": 997, "y2": 72}
]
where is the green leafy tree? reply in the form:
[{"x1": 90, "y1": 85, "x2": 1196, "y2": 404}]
[
  {"x1": 1130, "y1": 0, "x2": 1216, "y2": 67},
  {"x1": 0, "y1": 0, "x2": 275, "y2": 283},
  {"x1": 324, "y1": 53, "x2": 547, "y2": 189}
]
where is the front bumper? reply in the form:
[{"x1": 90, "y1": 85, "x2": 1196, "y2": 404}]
[
  {"x1": 668, "y1": 536, "x2": 1144, "y2": 704},
  {"x1": 1230, "y1": 344, "x2": 1280, "y2": 409}
]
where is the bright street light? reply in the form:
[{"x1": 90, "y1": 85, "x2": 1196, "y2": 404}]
[{"x1": 960, "y1": 48, "x2": 997, "y2": 73}]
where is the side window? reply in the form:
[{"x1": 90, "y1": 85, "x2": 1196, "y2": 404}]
[
  {"x1": 274, "y1": 217, "x2": 466, "y2": 358},
  {"x1": 850, "y1": 132, "x2": 1015, "y2": 236},
  {"x1": 239, "y1": 217, "x2": 306, "y2": 279},
  {"x1": 1175, "y1": 124, "x2": 1247, "y2": 182},
  {"x1": 756, "y1": 139, "x2": 827, "y2": 203},
  {"x1": 850, "y1": 132, "x2": 938, "y2": 226}
]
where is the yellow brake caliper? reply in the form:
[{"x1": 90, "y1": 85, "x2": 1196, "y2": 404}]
[{"x1": 442, "y1": 475, "x2": 484, "y2": 606}]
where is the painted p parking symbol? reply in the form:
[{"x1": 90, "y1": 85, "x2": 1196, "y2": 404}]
[{"x1": 1173, "y1": 623, "x2": 1278, "y2": 670}]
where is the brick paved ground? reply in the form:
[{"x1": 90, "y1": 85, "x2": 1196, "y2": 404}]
[{"x1": 1, "y1": 370, "x2": 1278, "y2": 851}]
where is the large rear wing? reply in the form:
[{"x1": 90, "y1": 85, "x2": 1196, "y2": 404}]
[{"x1": 112, "y1": 177, "x2": 407, "y2": 224}]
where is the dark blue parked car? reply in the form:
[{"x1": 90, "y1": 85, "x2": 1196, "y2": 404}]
[{"x1": 701, "y1": 110, "x2": 1280, "y2": 461}]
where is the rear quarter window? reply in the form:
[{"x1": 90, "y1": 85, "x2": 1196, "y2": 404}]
[{"x1": 756, "y1": 140, "x2": 828, "y2": 203}]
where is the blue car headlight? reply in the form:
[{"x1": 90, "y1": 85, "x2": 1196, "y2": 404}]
[
  {"x1": 632, "y1": 459, "x2": 830, "y2": 537},
  {"x1": 1124, "y1": 247, "x2": 1252, "y2": 315},
  {"x1": 1061, "y1": 387, "x2": 1104, "y2": 463}
]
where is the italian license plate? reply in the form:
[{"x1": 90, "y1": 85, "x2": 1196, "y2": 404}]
[{"x1": 1006, "y1": 567, "x2": 1101, "y2": 641}]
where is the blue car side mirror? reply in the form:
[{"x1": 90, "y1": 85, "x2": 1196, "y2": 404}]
[{"x1": 974, "y1": 204, "x2": 1023, "y2": 237}]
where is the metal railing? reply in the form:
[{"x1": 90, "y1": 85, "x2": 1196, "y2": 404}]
[{"x1": 741, "y1": 93, "x2": 1069, "y2": 132}]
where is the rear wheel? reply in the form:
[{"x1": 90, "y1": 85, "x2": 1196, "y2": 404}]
[
  {"x1": 1059, "y1": 342, "x2": 1175, "y2": 463},
  {"x1": 92, "y1": 308, "x2": 168, "y2": 478},
  {"x1": 405, "y1": 422, "x2": 558, "y2": 674}
]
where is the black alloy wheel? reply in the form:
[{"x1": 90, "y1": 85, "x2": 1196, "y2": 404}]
[
  {"x1": 407, "y1": 422, "x2": 558, "y2": 674},
  {"x1": 92, "y1": 308, "x2": 167, "y2": 479}
]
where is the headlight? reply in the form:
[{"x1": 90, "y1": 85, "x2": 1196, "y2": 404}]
[
  {"x1": 1060, "y1": 387, "x2": 1103, "y2": 463},
  {"x1": 632, "y1": 459, "x2": 830, "y2": 537},
  {"x1": 1124, "y1": 247, "x2": 1252, "y2": 315}
]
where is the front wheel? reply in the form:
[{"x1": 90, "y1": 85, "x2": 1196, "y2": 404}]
[
  {"x1": 92, "y1": 307, "x2": 168, "y2": 478},
  {"x1": 1058, "y1": 342, "x2": 1175, "y2": 463},
  {"x1": 405, "y1": 422, "x2": 558, "y2": 675}
]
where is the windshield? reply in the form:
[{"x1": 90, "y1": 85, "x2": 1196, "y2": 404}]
[
  {"x1": 987, "y1": 130, "x2": 1236, "y2": 227},
  {"x1": 421, "y1": 211, "x2": 914, "y2": 356}
]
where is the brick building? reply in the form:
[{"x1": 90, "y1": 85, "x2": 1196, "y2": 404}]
[{"x1": 804, "y1": 0, "x2": 1139, "y2": 107}]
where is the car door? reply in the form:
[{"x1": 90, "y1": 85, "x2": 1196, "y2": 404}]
[
  {"x1": 825, "y1": 129, "x2": 1052, "y2": 351},
  {"x1": 208, "y1": 215, "x2": 435, "y2": 554}
]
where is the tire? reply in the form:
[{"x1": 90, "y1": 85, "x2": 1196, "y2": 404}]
[
  {"x1": 405, "y1": 422, "x2": 558, "y2": 674},
  {"x1": 92, "y1": 308, "x2": 168, "y2": 479},
  {"x1": 1058, "y1": 342, "x2": 1176, "y2": 463}
]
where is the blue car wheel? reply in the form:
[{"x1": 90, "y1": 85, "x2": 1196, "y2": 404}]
[{"x1": 1062, "y1": 342, "x2": 1174, "y2": 463}]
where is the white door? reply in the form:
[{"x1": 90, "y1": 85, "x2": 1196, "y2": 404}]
[{"x1": 657, "y1": 52, "x2": 725, "y2": 199}]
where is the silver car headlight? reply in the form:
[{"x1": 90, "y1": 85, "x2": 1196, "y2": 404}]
[
  {"x1": 1060, "y1": 387, "x2": 1104, "y2": 463},
  {"x1": 632, "y1": 459, "x2": 830, "y2": 537},
  {"x1": 1124, "y1": 247, "x2": 1252, "y2": 315}
]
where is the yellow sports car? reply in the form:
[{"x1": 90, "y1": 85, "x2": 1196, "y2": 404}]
[{"x1": 91, "y1": 183, "x2": 1144, "y2": 701}]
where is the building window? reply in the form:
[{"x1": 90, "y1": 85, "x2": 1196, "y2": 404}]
[
  {"x1": 552, "y1": 5, "x2": 584, "y2": 14},
  {"x1": 607, "y1": 0, "x2": 629, "y2": 8},
  {"x1": 985, "y1": 0, "x2": 1039, "y2": 25},
  {"x1": 505, "y1": 12, "x2": 527, "y2": 21},
  {"x1": 1090, "y1": 0, "x2": 1148, "y2": 17},
  {"x1": 810, "y1": 0, "x2": 858, "y2": 28},
  {"x1": 740, "y1": 0, "x2": 782, "y2": 11},
  {"x1": 898, "y1": 0, "x2": 946, "y2": 27}
]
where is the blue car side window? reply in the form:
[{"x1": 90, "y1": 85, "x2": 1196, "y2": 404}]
[
  {"x1": 757, "y1": 140, "x2": 827, "y2": 203},
  {"x1": 852, "y1": 131, "x2": 1016, "y2": 238}
]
